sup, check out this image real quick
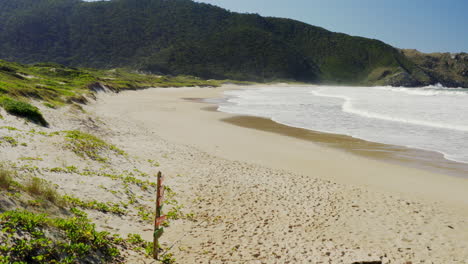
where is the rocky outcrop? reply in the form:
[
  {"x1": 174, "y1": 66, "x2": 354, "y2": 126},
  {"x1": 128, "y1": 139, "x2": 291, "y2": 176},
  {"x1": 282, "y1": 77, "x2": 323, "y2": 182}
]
[
  {"x1": 382, "y1": 71, "x2": 422, "y2": 87},
  {"x1": 402, "y1": 49, "x2": 468, "y2": 88}
]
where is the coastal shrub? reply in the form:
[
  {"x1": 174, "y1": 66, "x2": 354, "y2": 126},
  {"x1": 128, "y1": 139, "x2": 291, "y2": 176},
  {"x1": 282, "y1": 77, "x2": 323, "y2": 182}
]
[
  {"x1": 0, "y1": 210, "x2": 121, "y2": 263},
  {"x1": 64, "y1": 130, "x2": 125, "y2": 162},
  {"x1": 0, "y1": 96, "x2": 48, "y2": 126}
]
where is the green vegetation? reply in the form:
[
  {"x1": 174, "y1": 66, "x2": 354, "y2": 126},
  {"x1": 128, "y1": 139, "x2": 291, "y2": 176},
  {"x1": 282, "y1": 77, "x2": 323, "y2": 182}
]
[
  {"x1": 127, "y1": 233, "x2": 146, "y2": 246},
  {"x1": 0, "y1": 126, "x2": 18, "y2": 131},
  {"x1": 0, "y1": 209, "x2": 121, "y2": 263},
  {"x1": 1, "y1": 165, "x2": 125, "y2": 214},
  {"x1": 0, "y1": 153, "x2": 177, "y2": 262},
  {"x1": 0, "y1": 56, "x2": 244, "y2": 124},
  {"x1": 49, "y1": 166, "x2": 78, "y2": 173},
  {"x1": 0, "y1": 96, "x2": 48, "y2": 126},
  {"x1": 0, "y1": 136, "x2": 18, "y2": 146},
  {"x1": 148, "y1": 159, "x2": 160, "y2": 167},
  {"x1": 45, "y1": 165, "x2": 157, "y2": 191},
  {"x1": 136, "y1": 205, "x2": 153, "y2": 222},
  {"x1": 164, "y1": 186, "x2": 190, "y2": 221},
  {"x1": 0, "y1": 170, "x2": 64, "y2": 207},
  {"x1": 0, "y1": 58, "x2": 236, "y2": 106},
  {"x1": 64, "y1": 130, "x2": 125, "y2": 162},
  {"x1": 402, "y1": 49, "x2": 468, "y2": 88},
  {"x1": 18, "y1": 156, "x2": 43, "y2": 161},
  {"x1": 0, "y1": 167, "x2": 14, "y2": 190},
  {"x1": 0, "y1": 166, "x2": 152, "y2": 262},
  {"x1": 0, "y1": 0, "x2": 457, "y2": 87},
  {"x1": 0, "y1": 168, "x2": 124, "y2": 262},
  {"x1": 126, "y1": 233, "x2": 176, "y2": 263},
  {"x1": 62, "y1": 195, "x2": 126, "y2": 215},
  {"x1": 24, "y1": 177, "x2": 65, "y2": 207}
]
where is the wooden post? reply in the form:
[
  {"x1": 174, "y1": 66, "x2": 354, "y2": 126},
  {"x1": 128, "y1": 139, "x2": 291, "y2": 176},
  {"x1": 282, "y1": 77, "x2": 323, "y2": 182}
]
[{"x1": 153, "y1": 171, "x2": 165, "y2": 260}]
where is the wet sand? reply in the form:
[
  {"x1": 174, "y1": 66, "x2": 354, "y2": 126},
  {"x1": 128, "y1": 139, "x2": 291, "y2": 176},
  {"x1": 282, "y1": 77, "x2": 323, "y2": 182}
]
[{"x1": 221, "y1": 115, "x2": 468, "y2": 178}]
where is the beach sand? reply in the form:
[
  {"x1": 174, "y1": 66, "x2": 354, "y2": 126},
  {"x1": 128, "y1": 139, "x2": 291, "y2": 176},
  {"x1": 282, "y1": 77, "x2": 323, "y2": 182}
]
[
  {"x1": 91, "y1": 85, "x2": 467, "y2": 263},
  {"x1": 221, "y1": 115, "x2": 468, "y2": 179},
  {"x1": 1, "y1": 85, "x2": 467, "y2": 263}
]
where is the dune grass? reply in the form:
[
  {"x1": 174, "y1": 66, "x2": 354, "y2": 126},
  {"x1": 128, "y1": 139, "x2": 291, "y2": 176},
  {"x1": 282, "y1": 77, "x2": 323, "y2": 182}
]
[
  {"x1": 24, "y1": 177, "x2": 65, "y2": 207},
  {"x1": 0, "y1": 168, "x2": 14, "y2": 190}
]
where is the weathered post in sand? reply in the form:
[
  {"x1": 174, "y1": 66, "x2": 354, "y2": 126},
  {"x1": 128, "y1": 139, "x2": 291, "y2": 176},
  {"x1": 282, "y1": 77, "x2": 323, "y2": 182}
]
[{"x1": 153, "y1": 171, "x2": 166, "y2": 260}]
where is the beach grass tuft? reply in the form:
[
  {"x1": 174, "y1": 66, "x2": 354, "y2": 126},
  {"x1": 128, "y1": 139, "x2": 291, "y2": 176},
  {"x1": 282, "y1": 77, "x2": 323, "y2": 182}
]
[
  {"x1": 24, "y1": 177, "x2": 65, "y2": 206},
  {"x1": 0, "y1": 167, "x2": 14, "y2": 190}
]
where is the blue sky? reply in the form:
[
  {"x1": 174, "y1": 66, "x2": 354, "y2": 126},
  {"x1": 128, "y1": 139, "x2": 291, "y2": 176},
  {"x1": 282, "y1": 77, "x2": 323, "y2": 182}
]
[{"x1": 194, "y1": 0, "x2": 467, "y2": 53}]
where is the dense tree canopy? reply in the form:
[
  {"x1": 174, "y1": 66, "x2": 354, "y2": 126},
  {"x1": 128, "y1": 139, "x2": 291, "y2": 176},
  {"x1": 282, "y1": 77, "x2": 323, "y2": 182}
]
[{"x1": 0, "y1": 0, "x2": 464, "y2": 86}]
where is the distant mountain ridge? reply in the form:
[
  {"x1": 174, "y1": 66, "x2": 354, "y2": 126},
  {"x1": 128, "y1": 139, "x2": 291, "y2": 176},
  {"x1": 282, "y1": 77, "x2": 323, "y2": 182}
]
[{"x1": 0, "y1": 0, "x2": 466, "y2": 87}]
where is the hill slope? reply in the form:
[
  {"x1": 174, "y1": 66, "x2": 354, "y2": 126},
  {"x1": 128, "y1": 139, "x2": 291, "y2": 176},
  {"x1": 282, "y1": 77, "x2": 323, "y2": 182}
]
[{"x1": 0, "y1": 0, "x2": 464, "y2": 86}]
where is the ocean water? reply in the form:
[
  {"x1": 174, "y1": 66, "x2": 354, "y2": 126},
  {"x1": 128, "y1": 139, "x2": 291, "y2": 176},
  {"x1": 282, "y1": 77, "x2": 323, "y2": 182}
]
[{"x1": 217, "y1": 84, "x2": 468, "y2": 164}]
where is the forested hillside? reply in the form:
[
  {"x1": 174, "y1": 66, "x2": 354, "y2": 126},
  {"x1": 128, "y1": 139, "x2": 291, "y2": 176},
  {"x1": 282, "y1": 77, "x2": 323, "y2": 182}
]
[{"x1": 0, "y1": 0, "x2": 464, "y2": 86}]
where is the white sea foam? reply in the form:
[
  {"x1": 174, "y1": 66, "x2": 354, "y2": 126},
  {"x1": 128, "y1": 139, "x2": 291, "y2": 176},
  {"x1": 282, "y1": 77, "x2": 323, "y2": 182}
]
[
  {"x1": 376, "y1": 84, "x2": 468, "y2": 96},
  {"x1": 217, "y1": 85, "x2": 468, "y2": 164},
  {"x1": 310, "y1": 88, "x2": 468, "y2": 132}
]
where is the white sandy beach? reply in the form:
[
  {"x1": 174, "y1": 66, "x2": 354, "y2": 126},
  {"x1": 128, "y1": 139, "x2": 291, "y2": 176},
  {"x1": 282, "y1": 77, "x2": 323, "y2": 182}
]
[
  {"x1": 1, "y1": 85, "x2": 467, "y2": 263},
  {"x1": 93, "y1": 85, "x2": 468, "y2": 263},
  {"x1": 95, "y1": 86, "x2": 468, "y2": 205}
]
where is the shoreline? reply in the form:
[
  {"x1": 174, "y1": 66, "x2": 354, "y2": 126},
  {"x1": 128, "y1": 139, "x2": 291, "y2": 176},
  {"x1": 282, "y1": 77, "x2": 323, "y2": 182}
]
[
  {"x1": 221, "y1": 115, "x2": 468, "y2": 179},
  {"x1": 94, "y1": 85, "x2": 468, "y2": 206},
  {"x1": 203, "y1": 84, "x2": 468, "y2": 178},
  {"x1": 198, "y1": 100, "x2": 468, "y2": 180},
  {"x1": 88, "y1": 85, "x2": 468, "y2": 262}
]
